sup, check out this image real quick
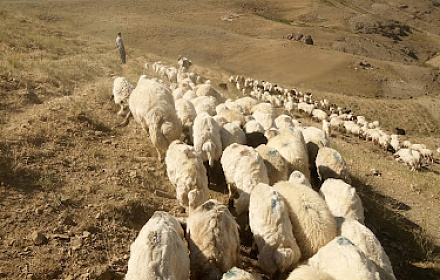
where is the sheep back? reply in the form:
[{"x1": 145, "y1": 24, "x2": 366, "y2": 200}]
[
  {"x1": 187, "y1": 199, "x2": 240, "y2": 280},
  {"x1": 249, "y1": 183, "x2": 301, "y2": 275},
  {"x1": 315, "y1": 147, "x2": 351, "y2": 184},
  {"x1": 256, "y1": 144, "x2": 289, "y2": 185},
  {"x1": 274, "y1": 181, "x2": 337, "y2": 259},
  {"x1": 125, "y1": 211, "x2": 189, "y2": 280}
]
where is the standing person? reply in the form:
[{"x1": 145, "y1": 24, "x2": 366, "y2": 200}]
[{"x1": 116, "y1": 32, "x2": 126, "y2": 64}]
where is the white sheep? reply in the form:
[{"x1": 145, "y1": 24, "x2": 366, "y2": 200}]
[
  {"x1": 195, "y1": 83, "x2": 226, "y2": 103},
  {"x1": 217, "y1": 107, "x2": 246, "y2": 126},
  {"x1": 125, "y1": 211, "x2": 190, "y2": 280},
  {"x1": 187, "y1": 199, "x2": 240, "y2": 280},
  {"x1": 183, "y1": 89, "x2": 197, "y2": 101},
  {"x1": 256, "y1": 144, "x2": 290, "y2": 185},
  {"x1": 124, "y1": 78, "x2": 182, "y2": 160},
  {"x1": 311, "y1": 109, "x2": 328, "y2": 122},
  {"x1": 192, "y1": 112, "x2": 223, "y2": 167},
  {"x1": 302, "y1": 126, "x2": 330, "y2": 171},
  {"x1": 297, "y1": 102, "x2": 315, "y2": 116},
  {"x1": 172, "y1": 87, "x2": 186, "y2": 100},
  {"x1": 177, "y1": 55, "x2": 192, "y2": 69},
  {"x1": 165, "y1": 140, "x2": 209, "y2": 211},
  {"x1": 320, "y1": 179, "x2": 364, "y2": 224},
  {"x1": 249, "y1": 183, "x2": 302, "y2": 275},
  {"x1": 393, "y1": 148, "x2": 421, "y2": 171},
  {"x1": 274, "y1": 181, "x2": 338, "y2": 259},
  {"x1": 267, "y1": 128, "x2": 311, "y2": 181},
  {"x1": 420, "y1": 148, "x2": 434, "y2": 163},
  {"x1": 221, "y1": 143, "x2": 269, "y2": 215},
  {"x1": 288, "y1": 170, "x2": 312, "y2": 188},
  {"x1": 112, "y1": 76, "x2": 134, "y2": 116},
  {"x1": 401, "y1": 140, "x2": 412, "y2": 149},
  {"x1": 338, "y1": 218, "x2": 396, "y2": 280},
  {"x1": 287, "y1": 265, "x2": 335, "y2": 280},
  {"x1": 411, "y1": 143, "x2": 427, "y2": 152},
  {"x1": 221, "y1": 267, "x2": 263, "y2": 280},
  {"x1": 244, "y1": 120, "x2": 265, "y2": 134},
  {"x1": 253, "y1": 110, "x2": 276, "y2": 131},
  {"x1": 174, "y1": 98, "x2": 197, "y2": 136},
  {"x1": 213, "y1": 115, "x2": 229, "y2": 127},
  {"x1": 233, "y1": 97, "x2": 258, "y2": 115},
  {"x1": 275, "y1": 114, "x2": 295, "y2": 130},
  {"x1": 315, "y1": 147, "x2": 351, "y2": 184},
  {"x1": 191, "y1": 95, "x2": 218, "y2": 116},
  {"x1": 390, "y1": 134, "x2": 400, "y2": 153},
  {"x1": 322, "y1": 119, "x2": 331, "y2": 139},
  {"x1": 221, "y1": 121, "x2": 247, "y2": 150},
  {"x1": 251, "y1": 102, "x2": 275, "y2": 115},
  {"x1": 307, "y1": 237, "x2": 381, "y2": 280}
]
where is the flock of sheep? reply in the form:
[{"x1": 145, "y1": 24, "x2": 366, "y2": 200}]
[{"x1": 110, "y1": 56, "x2": 436, "y2": 280}]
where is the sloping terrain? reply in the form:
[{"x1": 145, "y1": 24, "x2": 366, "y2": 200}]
[{"x1": 0, "y1": 1, "x2": 439, "y2": 280}]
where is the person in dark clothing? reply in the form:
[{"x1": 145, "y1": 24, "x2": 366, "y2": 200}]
[{"x1": 116, "y1": 32, "x2": 126, "y2": 64}]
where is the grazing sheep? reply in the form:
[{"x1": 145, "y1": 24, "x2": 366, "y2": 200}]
[
  {"x1": 249, "y1": 183, "x2": 302, "y2": 275},
  {"x1": 221, "y1": 144, "x2": 269, "y2": 215},
  {"x1": 390, "y1": 135, "x2": 400, "y2": 153},
  {"x1": 267, "y1": 128, "x2": 311, "y2": 181},
  {"x1": 287, "y1": 265, "x2": 335, "y2": 280},
  {"x1": 311, "y1": 109, "x2": 328, "y2": 122},
  {"x1": 112, "y1": 76, "x2": 134, "y2": 116},
  {"x1": 297, "y1": 102, "x2": 315, "y2": 116},
  {"x1": 125, "y1": 211, "x2": 190, "y2": 280},
  {"x1": 187, "y1": 199, "x2": 240, "y2": 280},
  {"x1": 393, "y1": 148, "x2": 421, "y2": 171},
  {"x1": 165, "y1": 140, "x2": 209, "y2": 211},
  {"x1": 217, "y1": 107, "x2": 246, "y2": 126},
  {"x1": 410, "y1": 143, "x2": 427, "y2": 152},
  {"x1": 274, "y1": 181, "x2": 338, "y2": 259},
  {"x1": 192, "y1": 113, "x2": 223, "y2": 167},
  {"x1": 288, "y1": 170, "x2": 312, "y2": 188},
  {"x1": 315, "y1": 147, "x2": 351, "y2": 184},
  {"x1": 401, "y1": 140, "x2": 412, "y2": 149},
  {"x1": 166, "y1": 67, "x2": 178, "y2": 83},
  {"x1": 221, "y1": 121, "x2": 247, "y2": 150},
  {"x1": 320, "y1": 179, "x2": 364, "y2": 224},
  {"x1": 195, "y1": 83, "x2": 226, "y2": 103},
  {"x1": 308, "y1": 237, "x2": 381, "y2": 280},
  {"x1": 221, "y1": 267, "x2": 263, "y2": 280},
  {"x1": 338, "y1": 218, "x2": 396, "y2": 280},
  {"x1": 256, "y1": 144, "x2": 290, "y2": 185},
  {"x1": 123, "y1": 78, "x2": 181, "y2": 160},
  {"x1": 420, "y1": 148, "x2": 434, "y2": 163}
]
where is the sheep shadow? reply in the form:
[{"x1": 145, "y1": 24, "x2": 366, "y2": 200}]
[
  {"x1": 351, "y1": 175, "x2": 440, "y2": 280},
  {"x1": 0, "y1": 142, "x2": 43, "y2": 200}
]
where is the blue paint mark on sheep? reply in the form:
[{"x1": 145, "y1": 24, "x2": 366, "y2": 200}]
[
  {"x1": 333, "y1": 151, "x2": 341, "y2": 163},
  {"x1": 337, "y1": 237, "x2": 354, "y2": 246},
  {"x1": 268, "y1": 150, "x2": 277, "y2": 157},
  {"x1": 271, "y1": 198, "x2": 278, "y2": 212},
  {"x1": 290, "y1": 127, "x2": 295, "y2": 131}
]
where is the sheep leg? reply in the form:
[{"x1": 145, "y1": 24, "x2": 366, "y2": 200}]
[
  {"x1": 117, "y1": 104, "x2": 125, "y2": 116},
  {"x1": 227, "y1": 183, "x2": 239, "y2": 210}
]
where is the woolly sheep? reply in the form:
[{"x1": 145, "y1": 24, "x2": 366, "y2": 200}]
[
  {"x1": 287, "y1": 265, "x2": 335, "y2": 280},
  {"x1": 311, "y1": 109, "x2": 328, "y2": 122},
  {"x1": 175, "y1": 98, "x2": 197, "y2": 134},
  {"x1": 256, "y1": 144, "x2": 290, "y2": 185},
  {"x1": 191, "y1": 95, "x2": 218, "y2": 116},
  {"x1": 322, "y1": 120, "x2": 331, "y2": 139},
  {"x1": 217, "y1": 107, "x2": 246, "y2": 126},
  {"x1": 393, "y1": 148, "x2": 421, "y2": 171},
  {"x1": 234, "y1": 97, "x2": 258, "y2": 115},
  {"x1": 338, "y1": 218, "x2": 396, "y2": 280},
  {"x1": 390, "y1": 134, "x2": 400, "y2": 153},
  {"x1": 308, "y1": 237, "x2": 381, "y2": 280},
  {"x1": 213, "y1": 115, "x2": 229, "y2": 127},
  {"x1": 166, "y1": 67, "x2": 178, "y2": 83},
  {"x1": 251, "y1": 102, "x2": 275, "y2": 115},
  {"x1": 320, "y1": 179, "x2": 364, "y2": 224},
  {"x1": 165, "y1": 140, "x2": 209, "y2": 211},
  {"x1": 253, "y1": 110, "x2": 276, "y2": 131},
  {"x1": 288, "y1": 170, "x2": 312, "y2": 188},
  {"x1": 267, "y1": 128, "x2": 311, "y2": 181},
  {"x1": 274, "y1": 181, "x2": 337, "y2": 259},
  {"x1": 183, "y1": 89, "x2": 197, "y2": 101},
  {"x1": 172, "y1": 87, "x2": 186, "y2": 100},
  {"x1": 302, "y1": 126, "x2": 330, "y2": 170},
  {"x1": 315, "y1": 147, "x2": 351, "y2": 184},
  {"x1": 275, "y1": 114, "x2": 295, "y2": 130},
  {"x1": 401, "y1": 140, "x2": 412, "y2": 149},
  {"x1": 297, "y1": 102, "x2": 315, "y2": 116},
  {"x1": 244, "y1": 120, "x2": 265, "y2": 134},
  {"x1": 410, "y1": 143, "x2": 427, "y2": 152},
  {"x1": 192, "y1": 112, "x2": 223, "y2": 167},
  {"x1": 125, "y1": 211, "x2": 190, "y2": 280},
  {"x1": 112, "y1": 76, "x2": 134, "y2": 116},
  {"x1": 221, "y1": 121, "x2": 247, "y2": 150},
  {"x1": 420, "y1": 148, "x2": 434, "y2": 163},
  {"x1": 125, "y1": 78, "x2": 181, "y2": 160},
  {"x1": 187, "y1": 199, "x2": 240, "y2": 280},
  {"x1": 221, "y1": 267, "x2": 262, "y2": 280},
  {"x1": 195, "y1": 83, "x2": 226, "y2": 103},
  {"x1": 249, "y1": 183, "x2": 302, "y2": 275},
  {"x1": 177, "y1": 55, "x2": 192, "y2": 69},
  {"x1": 264, "y1": 128, "x2": 280, "y2": 140},
  {"x1": 221, "y1": 144, "x2": 269, "y2": 215}
]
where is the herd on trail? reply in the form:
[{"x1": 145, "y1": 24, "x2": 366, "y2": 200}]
[{"x1": 111, "y1": 56, "x2": 438, "y2": 280}]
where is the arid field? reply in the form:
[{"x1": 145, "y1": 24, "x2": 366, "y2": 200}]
[{"x1": 0, "y1": 0, "x2": 439, "y2": 279}]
